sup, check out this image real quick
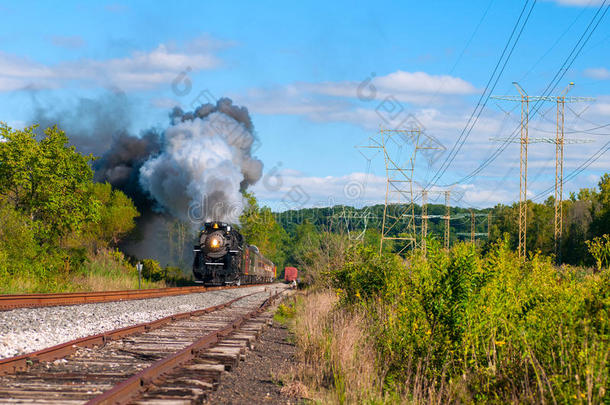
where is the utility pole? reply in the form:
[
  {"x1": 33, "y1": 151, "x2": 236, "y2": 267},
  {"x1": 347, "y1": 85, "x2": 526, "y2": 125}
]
[
  {"x1": 470, "y1": 209, "x2": 475, "y2": 244},
  {"x1": 488, "y1": 211, "x2": 492, "y2": 239},
  {"x1": 444, "y1": 190, "x2": 451, "y2": 250},
  {"x1": 421, "y1": 190, "x2": 428, "y2": 253}
]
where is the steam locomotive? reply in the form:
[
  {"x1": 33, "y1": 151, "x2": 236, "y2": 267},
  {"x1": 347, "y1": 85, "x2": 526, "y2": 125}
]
[{"x1": 192, "y1": 222, "x2": 276, "y2": 285}]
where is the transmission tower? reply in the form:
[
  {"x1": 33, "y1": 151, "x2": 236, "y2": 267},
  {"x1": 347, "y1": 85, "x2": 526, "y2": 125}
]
[
  {"x1": 444, "y1": 190, "x2": 451, "y2": 250},
  {"x1": 488, "y1": 211, "x2": 492, "y2": 239},
  {"x1": 358, "y1": 128, "x2": 444, "y2": 254},
  {"x1": 554, "y1": 84, "x2": 594, "y2": 262},
  {"x1": 470, "y1": 210, "x2": 475, "y2": 243},
  {"x1": 332, "y1": 206, "x2": 376, "y2": 242},
  {"x1": 492, "y1": 82, "x2": 594, "y2": 260},
  {"x1": 456, "y1": 212, "x2": 490, "y2": 242},
  {"x1": 492, "y1": 83, "x2": 537, "y2": 259},
  {"x1": 421, "y1": 190, "x2": 428, "y2": 253}
]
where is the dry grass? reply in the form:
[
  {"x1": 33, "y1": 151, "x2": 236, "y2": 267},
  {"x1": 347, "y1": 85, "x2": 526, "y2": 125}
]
[
  {"x1": 0, "y1": 249, "x2": 167, "y2": 294},
  {"x1": 70, "y1": 271, "x2": 165, "y2": 291},
  {"x1": 290, "y1": 291, "x2": 386, "y2": 404},
  {"x1": 70, "y1": 249, "x2": 166, "y2": 291},
  {"x1": 280, "y1": 381, "x2": 309, "y2": 399}
]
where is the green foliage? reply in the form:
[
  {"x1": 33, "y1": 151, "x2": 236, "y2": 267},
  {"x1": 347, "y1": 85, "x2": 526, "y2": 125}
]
[
  {"x1": 327, "y1": 240, "x2": 609, "y2": 403},
  {"x1": 141, "y1": 259, "x2": 164, "y2": 281},
  {"x1": 288, "y1": 221, "x2": 349, "y2": 286},
  {"x1": 86, "y1": 182, "x2": 139, "y2": 246},
  {"x1": 585, "y1": 234, "x2": 610, "y2": 271},
  {"x1": 274, "y1": 300, "x2": 296, "y2": 324},
  {"x1": 164, "y1": 266, "x2": 188, "y2": 285},
  {"x1": 0, "y1": 198, "x2": 44, "y2": 278},
  {"x1": 239, "y1": 192, "x2": 288, "y2": 271},
  {"x1": 0, "y1": 124, "x2": 100, "y2": 244}
]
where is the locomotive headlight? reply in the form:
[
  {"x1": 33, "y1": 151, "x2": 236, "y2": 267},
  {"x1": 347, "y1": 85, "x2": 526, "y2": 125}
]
[{"x1": 205, "y1": 232, "x2": 224, "y2": 251}]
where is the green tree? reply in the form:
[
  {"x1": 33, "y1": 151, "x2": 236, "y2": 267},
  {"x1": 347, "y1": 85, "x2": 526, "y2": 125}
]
[
  {"x1": 590, "y1": 173, "x2": 610, "y2": 239},
  {"x1": 0, "y1": 198, "x2": 40, "y2": 277},
  {"x1": 585, "y1": 234, "x2": 610, "y2": 271},
  {"x1": 239, "y1": 192, "x2": 288, "y2": 271},
  {"x1": 88, "y1": 183, "x2": 140, "y2": 246},
  {"x1": 0, "y1": 124, "x2": 100, "y2": 244}
]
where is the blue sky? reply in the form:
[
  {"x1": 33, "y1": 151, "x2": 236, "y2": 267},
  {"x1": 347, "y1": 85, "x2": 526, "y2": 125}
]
[{"x1": 1, "y1": 0, "x2": 609, "y2": 210}]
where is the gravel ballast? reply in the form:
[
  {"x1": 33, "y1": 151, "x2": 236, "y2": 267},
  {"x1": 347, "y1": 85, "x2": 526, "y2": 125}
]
[{"x1": 0, "y1": 284, "x2": 285, "y2": 360}]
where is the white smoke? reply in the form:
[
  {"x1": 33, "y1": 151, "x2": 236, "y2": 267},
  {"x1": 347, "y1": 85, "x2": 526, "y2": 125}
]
[{"x1": 139, "y1": 111, "x2": 262, "y2": 225}]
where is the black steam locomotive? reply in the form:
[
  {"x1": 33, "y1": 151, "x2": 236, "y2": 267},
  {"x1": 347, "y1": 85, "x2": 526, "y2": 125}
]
[{"x1": 192, "y1": 222, "x2": 275, "y2": 285}]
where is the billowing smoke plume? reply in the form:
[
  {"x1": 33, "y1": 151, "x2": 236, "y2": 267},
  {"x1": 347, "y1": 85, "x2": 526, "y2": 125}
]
[
  {"x1": 141, "y1": 100, "x2": 262, "y2": 223},
  {"x1": 30, "y1": 94, "x2": 263, "y2": 267}
]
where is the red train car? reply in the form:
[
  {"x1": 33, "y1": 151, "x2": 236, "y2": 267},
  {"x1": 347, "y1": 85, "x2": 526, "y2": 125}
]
[{"x1": 284, "y1": 266, "x2": 298, "y2": 283}]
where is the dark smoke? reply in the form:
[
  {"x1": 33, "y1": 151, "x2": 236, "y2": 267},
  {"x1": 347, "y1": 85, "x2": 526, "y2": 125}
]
[
  {"x1": 32, "y1": 91, "x2": 134, "y2": 156},
  {"x1": 31, "y1": 94, "x2": 263, "y2": 267}
]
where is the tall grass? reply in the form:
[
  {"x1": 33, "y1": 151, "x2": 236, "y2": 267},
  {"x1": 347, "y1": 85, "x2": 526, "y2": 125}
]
[
  {"x1": 0, "y1": 248, "x2": 167, "y2": 294},
  {"x1": 289, "y1": 291, "x2": 386, "y2": 404},
  {"x1": 70, "y1": 249, "x2": 167, "y2": 291},
  {"x1": 290, "y1": 238, "x2": 609, "y2": 403}
]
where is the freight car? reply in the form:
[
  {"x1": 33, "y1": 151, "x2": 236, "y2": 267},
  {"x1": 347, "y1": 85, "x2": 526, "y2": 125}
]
[
  {"x1": 192, "y1": 222, "x2": 276, "y2": 286},
  {"x1": 284, "y1": 266, "x2": 298, "y2": 283}
]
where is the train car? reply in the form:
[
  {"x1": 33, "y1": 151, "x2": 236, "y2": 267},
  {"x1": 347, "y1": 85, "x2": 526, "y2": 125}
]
[
  {"x1": 192, "y1": 221, "x2": 275, "y2": 286},
  {"x1": 284, "y1": 266, "x2": 298, "y2": 283}
]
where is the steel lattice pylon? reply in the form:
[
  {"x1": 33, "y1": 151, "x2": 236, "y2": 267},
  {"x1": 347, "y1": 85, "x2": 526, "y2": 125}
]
[
  {"x1": 553, "y1": 85, "x2": 594, "y2": 262},
  {"x1": 332, "y1": 206, "x2": 376, "y2": 242},
  {"x1": 421, "y1": 190, "x2": 428, "y2": 253},
  {"x1": 455, "y1": 212, "x2": 492, "y2": 242},
  {"x1": 492, "y1": 83, "x2": 594, "y2": 260},
  {"x1": 444, "y1": 190, "x2": 451, "y2": 250},
  {"x1": 359, "y1": 128, "x2": 443, "y2": 254}
]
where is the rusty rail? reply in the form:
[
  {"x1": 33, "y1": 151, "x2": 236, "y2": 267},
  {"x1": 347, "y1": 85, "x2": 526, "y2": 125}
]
[
  {"x1": 0, "y1": 291, "x2": 264, "y2": 376},
  {"x1": 87, "y1": 289, "x2": 282, "y2": 405},
  {"x1": 0, "y1": 284, "x2": 266, "y2": 311}
]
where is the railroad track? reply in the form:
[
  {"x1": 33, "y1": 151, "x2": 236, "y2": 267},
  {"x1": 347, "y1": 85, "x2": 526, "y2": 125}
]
[
  {"x1": 0, "y1": 285, "x2": 288, "y2": 404},
  {"x1": 0, "y1": 284, "x2": 265, "y2": 311}
]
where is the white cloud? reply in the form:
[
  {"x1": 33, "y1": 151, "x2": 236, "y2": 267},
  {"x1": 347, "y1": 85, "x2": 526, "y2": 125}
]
[
  {"x1": 252, "y1": 170, "x2": 388, "y2": 211},
  {"x1": 584, "y1": 67, "x2": 610, "y2": 80},
  {"x1": 545, "y1": 0, "x2": 605, "y2": 6},
  {"x1": 0, "y1": 38, "x2": 224, "y2": 92},
  {"x1": 238, "y1": 70, "x2": 488, "y2": 141},
  {"x1": 251, "y1": 167, "x2": 524, "y2": 212},
  {"x1": 301, "y1": 70, "x2": 477, "y2": 105},
  {"x1": 591, "y1": 102, "x2": 610, "y2": 116},
  {"x1": 0, "y1": 53, "x2": 55, "y2": 91}
]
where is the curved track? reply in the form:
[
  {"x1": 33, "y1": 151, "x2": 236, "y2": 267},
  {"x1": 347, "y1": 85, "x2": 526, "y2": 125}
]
[
  {"x1": 0, "y1": 285, "x2": 288, "y2": 404},
  {"x1": 0, "y1": 284, "x2": 265, "y2": 311}
]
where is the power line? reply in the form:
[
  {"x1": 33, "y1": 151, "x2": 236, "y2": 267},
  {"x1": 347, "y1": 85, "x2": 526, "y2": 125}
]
[
  {"x1": 442, "y1": 1, "x2": 609, "y2": 188},
  {"x1": 532, "y1": 140, "x2": 610, "y2": 201},
  {"x1": 426, "y1": 0, "x2": 537, "y2": 189}
]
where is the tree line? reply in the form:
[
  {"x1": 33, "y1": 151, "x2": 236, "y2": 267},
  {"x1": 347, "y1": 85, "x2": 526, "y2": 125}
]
[{"x1": 0, "y1": 124, "x2": 141, "y2": 291}]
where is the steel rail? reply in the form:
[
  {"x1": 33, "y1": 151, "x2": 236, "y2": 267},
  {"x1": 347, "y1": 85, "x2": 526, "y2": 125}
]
[
  {"x1": 0, "y1": 284, "x2": 267, "y2": 311},
  {"x1": 86, "y1": 290, "x2": 282, "y2": 405},
  {"x1": 0, "y1": 289, "x2": 267, "y2": 375}
]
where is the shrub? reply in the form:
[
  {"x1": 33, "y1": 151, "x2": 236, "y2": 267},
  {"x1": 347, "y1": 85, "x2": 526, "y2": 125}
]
[
  {"x1": 141, "y1": 259, "x2": 164, "y2": 281},
  {"x1": 586, "y1": 234, "x2": 610, "y2": 271},
  {"x1": 319, "y1": 238, "x2": 609, "y2": 403}
]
